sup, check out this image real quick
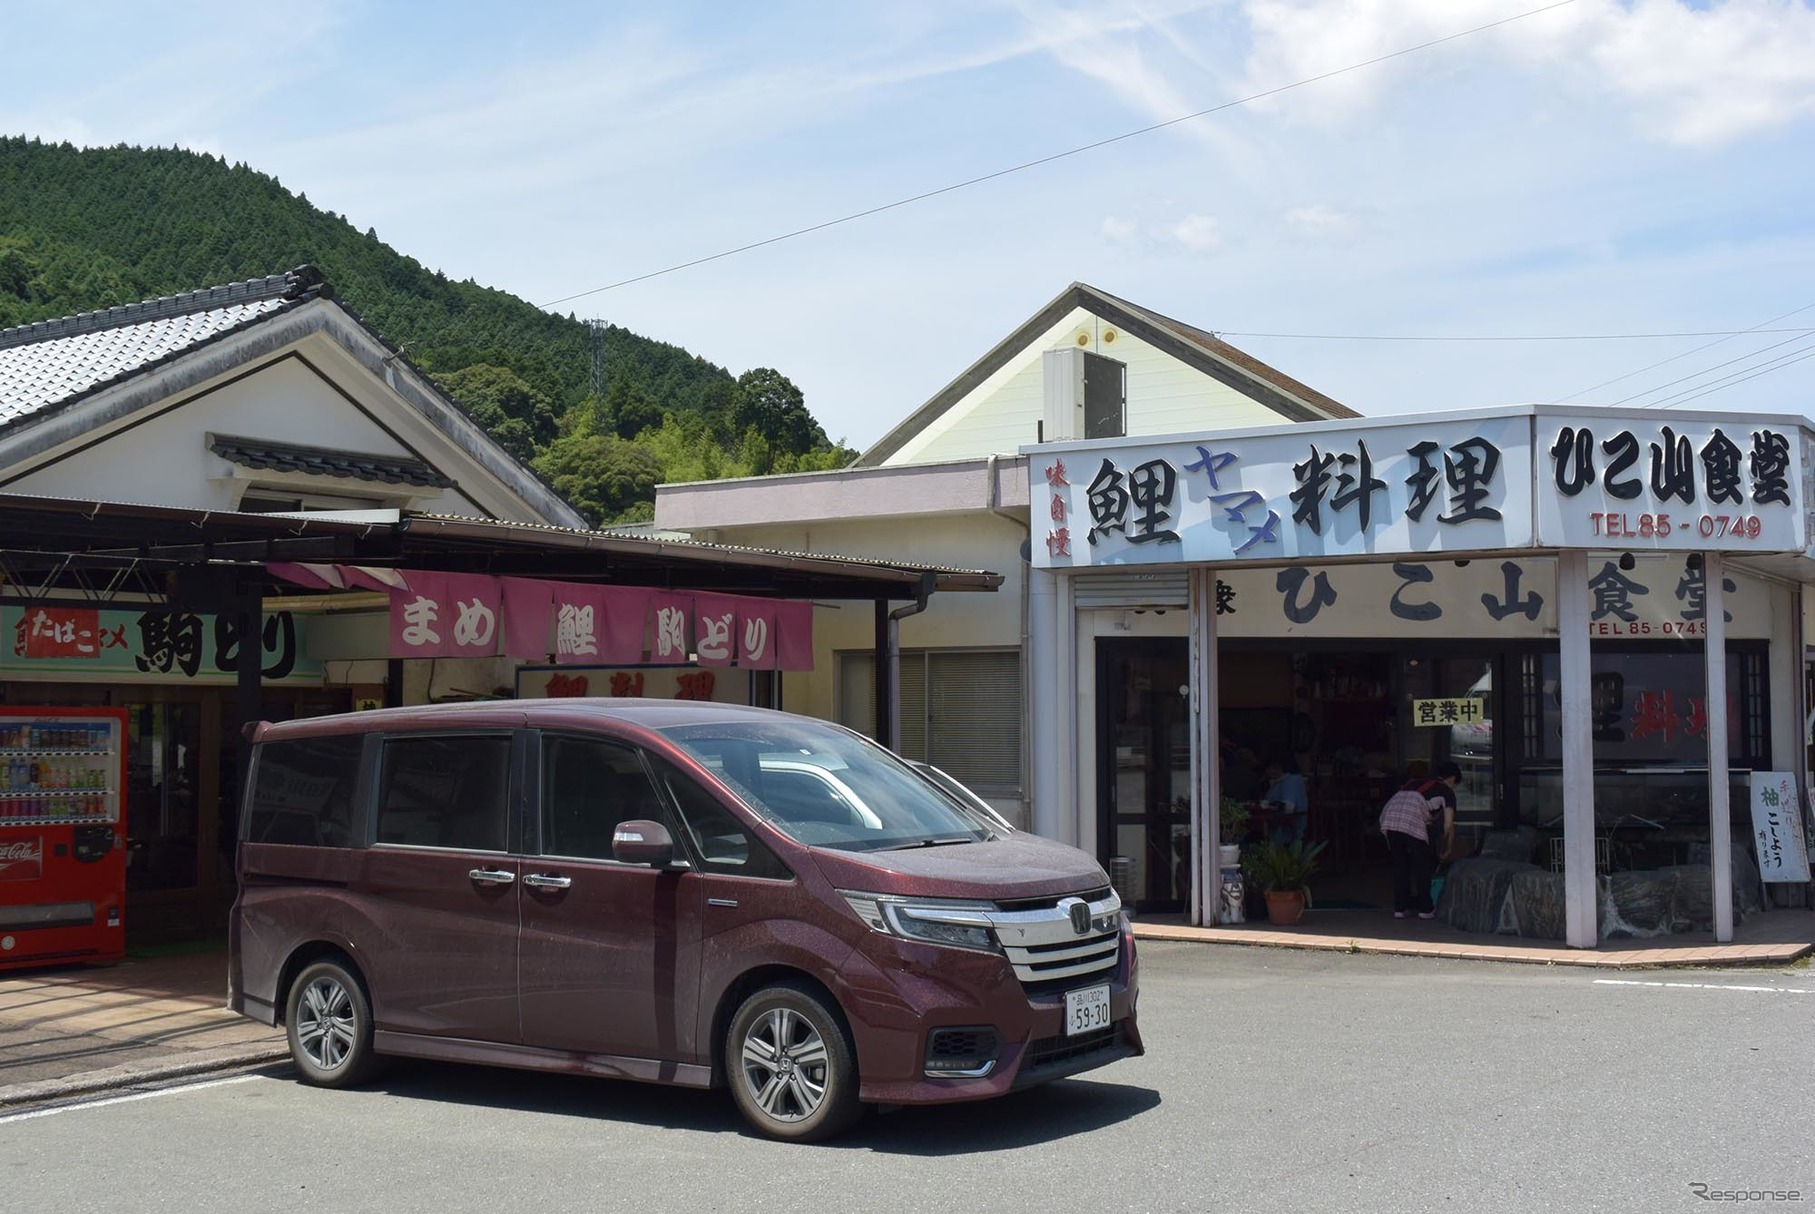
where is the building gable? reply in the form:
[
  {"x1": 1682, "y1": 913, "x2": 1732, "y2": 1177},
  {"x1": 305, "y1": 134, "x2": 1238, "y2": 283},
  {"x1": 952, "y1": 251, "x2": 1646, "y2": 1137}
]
[
  {"x1": 0, "y1": 270, "x2": 586, "y2": 527},
  {"x1": 856, "y1": 283, "x2": 1357, "y2": 468},
  {"x1": 0, "y1": 353, "x2": 491, "y2": 516}
]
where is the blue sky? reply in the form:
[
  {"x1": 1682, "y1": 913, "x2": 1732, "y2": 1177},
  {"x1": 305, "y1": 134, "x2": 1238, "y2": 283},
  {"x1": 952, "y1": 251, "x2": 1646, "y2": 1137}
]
[{"x1": 6, "y1": 1, "x2": 1815, "y2": 448}]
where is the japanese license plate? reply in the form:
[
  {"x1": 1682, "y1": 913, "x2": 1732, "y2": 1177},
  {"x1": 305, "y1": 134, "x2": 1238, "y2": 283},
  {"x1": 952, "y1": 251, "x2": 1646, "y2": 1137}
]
[{"x1": 1064, "y1": 983, "x2": 1111, "y2": 1037}]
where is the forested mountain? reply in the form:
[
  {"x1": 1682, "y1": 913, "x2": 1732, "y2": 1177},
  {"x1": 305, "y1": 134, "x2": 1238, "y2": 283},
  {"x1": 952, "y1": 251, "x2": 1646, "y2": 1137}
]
[{"x1": 0, "y1": 137, "x2": 853, "y2": 522}]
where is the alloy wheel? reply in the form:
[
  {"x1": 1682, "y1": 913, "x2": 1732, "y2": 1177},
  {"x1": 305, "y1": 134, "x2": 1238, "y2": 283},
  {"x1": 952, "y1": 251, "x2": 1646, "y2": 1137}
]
[
  {"x1": 295, "y1": 974, "x2": 357, "y2": 1072},
  {"x1": 739, "y1": 1006, "x2": 831, "y2": 1122}
]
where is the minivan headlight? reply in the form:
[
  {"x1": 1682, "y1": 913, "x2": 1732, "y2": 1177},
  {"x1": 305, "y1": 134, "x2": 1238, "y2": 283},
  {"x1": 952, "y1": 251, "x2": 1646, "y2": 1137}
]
[{"x1": 840, "y1": 892, "x2": 1000, "y2": 954}]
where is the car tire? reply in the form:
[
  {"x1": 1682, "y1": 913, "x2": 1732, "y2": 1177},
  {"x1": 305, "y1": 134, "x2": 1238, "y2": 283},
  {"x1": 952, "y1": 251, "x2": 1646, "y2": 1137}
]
[
  {"x1": 285, "y1": 958, "x2": 378, "y2": 1088},
  {"x1": 726, "y1": 982, "x2": 863, "y2": 1142}
]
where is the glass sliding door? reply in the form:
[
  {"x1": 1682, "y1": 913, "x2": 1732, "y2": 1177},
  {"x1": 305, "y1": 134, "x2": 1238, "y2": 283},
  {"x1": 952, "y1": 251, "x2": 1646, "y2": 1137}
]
[{"x1": 1096, "y1": 638, "x2": 1192, "y2": 914}]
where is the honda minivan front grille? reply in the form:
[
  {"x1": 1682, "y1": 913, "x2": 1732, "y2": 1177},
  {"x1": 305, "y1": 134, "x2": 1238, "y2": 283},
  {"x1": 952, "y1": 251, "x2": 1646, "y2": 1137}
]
[{"x1": 988, "y1": 889, "x2": 1122, "y2": 984}]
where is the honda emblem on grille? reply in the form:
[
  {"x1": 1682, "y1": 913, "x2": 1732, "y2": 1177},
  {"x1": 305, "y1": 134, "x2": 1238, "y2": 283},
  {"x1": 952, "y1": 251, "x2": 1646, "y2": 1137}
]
[{"x1": 1062, "y1": 897, "x2": 1091, "y2": 935}]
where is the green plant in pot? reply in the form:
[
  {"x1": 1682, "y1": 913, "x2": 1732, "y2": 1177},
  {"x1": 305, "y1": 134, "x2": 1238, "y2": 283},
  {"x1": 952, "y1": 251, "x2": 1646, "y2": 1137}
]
[
  {"x1": 1242, "y1": 839, "x2": 1326, "y2": 926},
  {"x1": 1218, "y1": 797, "x2": 1250, "y2": 854}
]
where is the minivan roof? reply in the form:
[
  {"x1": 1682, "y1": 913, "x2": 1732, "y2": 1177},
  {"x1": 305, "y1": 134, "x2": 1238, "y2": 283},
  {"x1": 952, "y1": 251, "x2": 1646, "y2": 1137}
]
[{"x1": 254, "y1": 697, "x2": 818, "y2": 743}]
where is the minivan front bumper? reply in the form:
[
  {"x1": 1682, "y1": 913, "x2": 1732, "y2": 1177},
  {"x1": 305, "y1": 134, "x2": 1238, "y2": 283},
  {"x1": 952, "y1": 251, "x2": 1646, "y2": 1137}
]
[{"x1": 838, "y1": 917, "x2": 1142, "y2": 1106}]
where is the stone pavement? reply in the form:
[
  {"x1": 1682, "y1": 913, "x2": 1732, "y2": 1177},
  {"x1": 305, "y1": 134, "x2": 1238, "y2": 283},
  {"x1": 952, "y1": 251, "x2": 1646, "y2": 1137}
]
[
  {"x1": 2, "y1": 910, "x2": 1809, "y2": 1110},
  {"x1": 0, "y1": 951, "x2": 285, "y2": 1108}
]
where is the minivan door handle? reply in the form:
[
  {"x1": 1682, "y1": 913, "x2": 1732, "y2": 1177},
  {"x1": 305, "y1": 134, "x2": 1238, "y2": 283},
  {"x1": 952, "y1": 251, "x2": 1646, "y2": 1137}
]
[
  {"x1": 468, "y1": 868, "x2": 517, "y2": 886},
  {"x1": 522, "y1": 873, "x2": 573, "y2": 890}
]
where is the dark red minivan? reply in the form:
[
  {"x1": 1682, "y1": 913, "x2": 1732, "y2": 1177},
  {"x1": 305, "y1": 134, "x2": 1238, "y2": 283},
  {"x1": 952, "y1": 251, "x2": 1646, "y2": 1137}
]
[{"x1": 229, "y1": 699, "x2": 1141, "y2": 1140}]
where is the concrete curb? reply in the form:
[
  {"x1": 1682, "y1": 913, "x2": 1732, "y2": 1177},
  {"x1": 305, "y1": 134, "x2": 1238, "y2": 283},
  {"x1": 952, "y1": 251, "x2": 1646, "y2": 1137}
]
[
  {"x1": 1130, "y1": 921, "x2": 1815, "y2": 969},
  {"x1": 0, "y1": 1040, "x2": 291, "y2": 1109}
]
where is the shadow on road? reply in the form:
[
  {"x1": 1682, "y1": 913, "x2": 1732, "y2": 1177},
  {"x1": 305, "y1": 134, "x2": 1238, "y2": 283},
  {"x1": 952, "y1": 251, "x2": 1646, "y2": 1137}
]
[{"x1": 332, "y1": 1059, "x2": 1160, "y2": 1152}]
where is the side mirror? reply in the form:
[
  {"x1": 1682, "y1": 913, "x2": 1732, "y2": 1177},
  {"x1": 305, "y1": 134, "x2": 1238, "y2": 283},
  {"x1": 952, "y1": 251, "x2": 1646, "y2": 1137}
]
[{"x1": 613, "y1": 819, "x2": 677, "y2": 868}]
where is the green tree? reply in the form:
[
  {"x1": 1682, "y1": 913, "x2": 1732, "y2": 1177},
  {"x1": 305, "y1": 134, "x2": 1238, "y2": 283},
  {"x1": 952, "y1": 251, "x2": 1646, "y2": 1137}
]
[
  {"x1": 731, "y1": 368, "x2": 825, "y2": 456},
  {"x1": 435, "y1": 364, "x2": 557, "y2": 459},
  {"x1": 533, "y1": 433, "x2": 665, "y2": 525}
]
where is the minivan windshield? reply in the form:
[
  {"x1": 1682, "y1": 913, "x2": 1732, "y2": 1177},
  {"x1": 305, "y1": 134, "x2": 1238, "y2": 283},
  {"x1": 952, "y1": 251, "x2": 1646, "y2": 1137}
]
[{"x1": 659, "y1": 718, "x2": 998, "y2": 852}]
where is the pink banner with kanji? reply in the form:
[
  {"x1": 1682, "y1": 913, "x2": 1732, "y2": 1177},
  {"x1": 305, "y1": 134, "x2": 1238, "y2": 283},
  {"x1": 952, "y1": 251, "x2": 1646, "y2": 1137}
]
[
  {"x1": 691, "y1": 593, "x2": 740, "y2": 668},
  {"x1": 646, "y1": 593, "x2": 694, "y2": 664},
  {"x1": 389, "y1": 572, "x2": 503, "y2": 659},
  {"x1": 734, "y1": 600, "x2": 777, "y2": 670}
]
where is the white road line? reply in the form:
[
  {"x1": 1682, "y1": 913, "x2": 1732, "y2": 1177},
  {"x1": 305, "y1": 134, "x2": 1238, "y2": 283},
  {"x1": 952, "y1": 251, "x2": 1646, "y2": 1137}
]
[
  {"x1": 0, "y1": 1074, "x2": 264, "y2": 1124},
  {"x1": 1594, "y1": 979, "x2": 1812, "y2": 994}
]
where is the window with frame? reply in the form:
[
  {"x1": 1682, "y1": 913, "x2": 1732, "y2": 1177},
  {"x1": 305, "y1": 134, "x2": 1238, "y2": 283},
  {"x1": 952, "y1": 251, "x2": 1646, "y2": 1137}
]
[
  {"x1": 375, "y1": 735, "x2": 511, "y2": 852},
  {"x1": 539, "y1": 734, "x2": 670, "y2": 861},
  {"x1": 654, "y1": 758, "x2": 791, "y2": 880},
  {"x1": 836, "y1": 648, "x2": 1021, "y2": 797},
  {"x1": 246, "y1": 734, "x2": 363, "y2": 847}
]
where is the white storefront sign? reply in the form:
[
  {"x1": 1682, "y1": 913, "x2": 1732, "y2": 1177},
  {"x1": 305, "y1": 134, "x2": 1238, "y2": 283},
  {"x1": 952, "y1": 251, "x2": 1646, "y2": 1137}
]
[
  {"x1": 1030, "y1": 408, "x2": 1807, "y2": 570},
  {"x1": 1535, "y1": 414, "x2": 1805, "y2": 551}
]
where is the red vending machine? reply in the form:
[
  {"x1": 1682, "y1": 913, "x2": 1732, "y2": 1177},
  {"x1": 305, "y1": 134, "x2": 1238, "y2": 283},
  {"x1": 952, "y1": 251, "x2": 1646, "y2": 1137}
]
[{"x1": 0, "y1": 706, "x2": 128, "y2": 971}]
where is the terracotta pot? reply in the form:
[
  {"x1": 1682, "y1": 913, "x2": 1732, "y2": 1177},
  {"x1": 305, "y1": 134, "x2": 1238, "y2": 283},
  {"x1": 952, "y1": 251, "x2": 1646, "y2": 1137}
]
[{"x1": 1265, "y1": 889, "x2": 1307, "y2": 926}]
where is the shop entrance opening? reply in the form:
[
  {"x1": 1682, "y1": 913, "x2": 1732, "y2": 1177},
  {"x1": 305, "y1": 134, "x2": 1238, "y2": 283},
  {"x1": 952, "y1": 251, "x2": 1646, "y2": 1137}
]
[{"x1": 1095, "y1": 639, "x2": 1506, "y2": 916}]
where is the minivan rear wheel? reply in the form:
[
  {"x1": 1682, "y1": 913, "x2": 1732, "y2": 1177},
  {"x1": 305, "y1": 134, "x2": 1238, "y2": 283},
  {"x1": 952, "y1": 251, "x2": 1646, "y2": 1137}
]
[
  {"x1": 727, "y1": 983, "x2": 862, "y2": 1142},
  {"x1": 286, "y1": 959, "x2": 377, "y2": 1088}
]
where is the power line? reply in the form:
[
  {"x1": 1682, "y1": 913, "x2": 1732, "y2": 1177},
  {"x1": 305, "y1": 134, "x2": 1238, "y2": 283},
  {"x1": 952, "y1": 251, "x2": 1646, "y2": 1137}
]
[
  {"x1": 1613, "y1": 329, "x2": 1815, "y2": 407},
  {"x1": 538, "y1": 0, "x2": 1578, "y2": 309},
  {"x1": 1653, "y1": 337, "x2": 1815, "y2": 410},
  {"x1": 1552, "y1": 300, "x2": 1815, "y2": 403},
  {"x1": 1217, "y1": 327, "x2": 1815, "y2": 342}
]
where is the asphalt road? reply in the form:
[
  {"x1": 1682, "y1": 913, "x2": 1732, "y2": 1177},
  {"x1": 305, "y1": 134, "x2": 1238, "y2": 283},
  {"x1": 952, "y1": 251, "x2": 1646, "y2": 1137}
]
[{"x1": 2, "y1": 944, "x2": 1809, "y2": 1214}]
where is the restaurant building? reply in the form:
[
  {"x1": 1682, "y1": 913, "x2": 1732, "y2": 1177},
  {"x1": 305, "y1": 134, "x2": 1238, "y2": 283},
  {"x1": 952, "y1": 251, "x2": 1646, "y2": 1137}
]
[{"x1": 1027, "y1": 405, "x2": 1814, "y2": 945}]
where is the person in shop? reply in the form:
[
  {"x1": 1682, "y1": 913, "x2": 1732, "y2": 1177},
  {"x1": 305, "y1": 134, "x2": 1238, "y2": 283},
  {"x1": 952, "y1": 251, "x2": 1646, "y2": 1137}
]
[
  {"x1": 1377, "y1": 760, "x2": 1460, "y2": 920},
  {"x1": 1260, "y1": 757, "x2": 1308, "y2": 844}
]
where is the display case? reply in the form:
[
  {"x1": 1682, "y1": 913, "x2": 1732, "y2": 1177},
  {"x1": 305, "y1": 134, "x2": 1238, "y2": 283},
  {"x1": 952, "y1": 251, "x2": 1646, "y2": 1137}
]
[{"x1": 1516, "y1": 766, "x2": 1749, "y2": 871}]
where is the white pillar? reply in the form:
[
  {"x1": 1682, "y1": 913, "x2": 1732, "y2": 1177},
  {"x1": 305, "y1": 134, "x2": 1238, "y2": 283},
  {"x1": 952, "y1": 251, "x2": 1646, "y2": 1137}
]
[
  {"x1": 1706, "y1": 552, "x2": 1733, "y2": 942},
  {"x1": 1188, "y1": 568, "x2": 1221, "y2": 927},
  {"x1": 1056, "y1": 572, "x2": 1079, "y2": 848},
  {"x1": 1028, "y1": 567, "x2": 1060, "y2": 840},
  {"x1": 1556, "y1": 550, "x2": 1598, "y2": 948}
]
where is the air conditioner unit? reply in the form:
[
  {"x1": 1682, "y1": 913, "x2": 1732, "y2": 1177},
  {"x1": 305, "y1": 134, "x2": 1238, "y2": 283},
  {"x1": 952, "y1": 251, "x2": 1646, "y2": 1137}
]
[{"x1": 1042, "y1": 348, "x2": 1126, "y2": 442}]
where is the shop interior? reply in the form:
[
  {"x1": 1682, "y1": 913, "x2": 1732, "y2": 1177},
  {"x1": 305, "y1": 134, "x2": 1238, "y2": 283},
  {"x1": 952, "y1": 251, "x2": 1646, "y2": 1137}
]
[{"x1": 1097, "y1": 638, "x2": 1766, "y2": 921}]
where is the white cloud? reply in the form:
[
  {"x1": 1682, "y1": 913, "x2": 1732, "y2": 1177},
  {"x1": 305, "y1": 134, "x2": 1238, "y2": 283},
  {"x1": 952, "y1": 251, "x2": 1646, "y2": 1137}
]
[
  {"x1": 1098, "y1": 211, "x2": 1225, "y2": 252},
  {"x1": 1236, "y1": 0, "x2": 1815, "y2": 146},
  {"x1": 1102, "y1": 215, "x2": 1141, "y2": 242},
  {"x1": 1161, "y1": 213, "x2": 1225, "y2": 252},
  {"x1": 1283, "y1": 203, "x2": 1357, "y2": 239}
]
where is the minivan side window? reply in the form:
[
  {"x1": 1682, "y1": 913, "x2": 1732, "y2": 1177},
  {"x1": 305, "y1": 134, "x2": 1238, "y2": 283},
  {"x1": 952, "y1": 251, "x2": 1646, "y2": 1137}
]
[
  {"x1": 375, "y1": 735, "x2": 511, "y2": 852},
  {"x1": 246, "y1": 735, "x2": 363, "y2": 847},
  {"x1": 656, "y1": 759, "x2": 791, "y2": 881},
  {"x1": 539, "y1": 734, "x2": 672, "y2": 861}
]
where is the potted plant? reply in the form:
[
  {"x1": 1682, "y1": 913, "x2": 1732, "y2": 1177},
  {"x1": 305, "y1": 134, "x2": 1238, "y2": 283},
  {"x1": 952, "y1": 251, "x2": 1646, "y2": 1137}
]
[
  {"x1": 1218, "y1": 797, "x2": 1250, "y2": 867},
  {"x1": 1242, "y1": 839, "x2": 1327, "y2": 926}
]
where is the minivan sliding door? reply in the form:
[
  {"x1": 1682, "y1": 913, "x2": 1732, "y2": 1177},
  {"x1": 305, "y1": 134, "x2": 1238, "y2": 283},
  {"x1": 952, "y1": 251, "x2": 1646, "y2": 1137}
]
[
  {"x1": 517, "y1": 733, "x2": 702, "y2": 1062},
  {"x1": 359, "y1": 733, "x2": 521, "y2": 1043}
]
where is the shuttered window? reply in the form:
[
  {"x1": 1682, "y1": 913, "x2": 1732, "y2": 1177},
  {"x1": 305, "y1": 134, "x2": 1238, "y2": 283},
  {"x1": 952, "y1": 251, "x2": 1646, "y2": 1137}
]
[{"x1": 835, "y1": 649, "x2": 1022, "y2": 796}]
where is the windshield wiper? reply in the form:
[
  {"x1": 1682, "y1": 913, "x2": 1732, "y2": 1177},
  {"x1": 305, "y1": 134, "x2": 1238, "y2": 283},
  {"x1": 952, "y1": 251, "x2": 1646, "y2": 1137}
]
[{"x1": 881, "y1": 836, "x2": 975, "y2": 851}]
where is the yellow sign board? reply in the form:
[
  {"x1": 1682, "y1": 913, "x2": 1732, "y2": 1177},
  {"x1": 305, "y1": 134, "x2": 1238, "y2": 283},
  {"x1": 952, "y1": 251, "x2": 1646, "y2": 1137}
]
[{"x1": 1411, "y1": 697, "x2": 1487, "y2": 727}]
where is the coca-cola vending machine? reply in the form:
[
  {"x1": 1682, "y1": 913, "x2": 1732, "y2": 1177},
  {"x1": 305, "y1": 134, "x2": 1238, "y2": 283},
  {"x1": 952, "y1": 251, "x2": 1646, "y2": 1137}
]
[{"x1": 0, "y1": 706, "x2": 128, "y2": 971}]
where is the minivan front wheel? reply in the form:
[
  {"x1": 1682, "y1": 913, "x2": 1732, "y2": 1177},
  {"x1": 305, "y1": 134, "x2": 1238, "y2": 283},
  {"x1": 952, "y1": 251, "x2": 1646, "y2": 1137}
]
[
  {"x1": 727, "y1": 983, "x2": 861, "y2": 1141},
  {"x1": 286, "y1": 959, "x2": 377, "y2": 1088}
]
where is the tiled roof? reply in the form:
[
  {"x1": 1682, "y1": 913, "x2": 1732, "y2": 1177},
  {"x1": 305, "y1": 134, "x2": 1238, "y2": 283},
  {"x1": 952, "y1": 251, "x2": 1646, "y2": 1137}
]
[
  {"x1": 209, "y1": 434, "x2": 455, "y2": 488},
  {"x1": 0, "y1": 269, "x2": 324, "y2": 428}
]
